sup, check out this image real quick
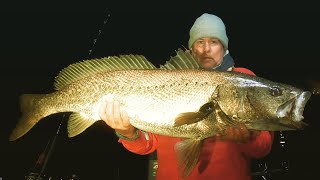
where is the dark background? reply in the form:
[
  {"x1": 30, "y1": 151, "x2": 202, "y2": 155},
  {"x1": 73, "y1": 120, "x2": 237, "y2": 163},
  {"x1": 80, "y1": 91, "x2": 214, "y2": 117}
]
[{"x1": 1, "y1": 1, "x2": 319, "y2": 180}]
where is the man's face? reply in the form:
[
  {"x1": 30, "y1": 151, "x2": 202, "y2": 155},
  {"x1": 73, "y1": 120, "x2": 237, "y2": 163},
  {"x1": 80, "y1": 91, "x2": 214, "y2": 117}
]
[{"x1": 191, "y1": 37, "x2": 225, "y2": 69}]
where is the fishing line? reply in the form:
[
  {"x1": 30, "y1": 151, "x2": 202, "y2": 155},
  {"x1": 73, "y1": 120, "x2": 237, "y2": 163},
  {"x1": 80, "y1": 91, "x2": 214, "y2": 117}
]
[
  {"x1": 36, "y1": 114, "x2": 67, "y2": 180},
  {"x1": 33, "y1": 11, "x2": 112, "y2": 180},
  {"x1": 88, "y1": 10, "x2": 111, "y2": 58}
]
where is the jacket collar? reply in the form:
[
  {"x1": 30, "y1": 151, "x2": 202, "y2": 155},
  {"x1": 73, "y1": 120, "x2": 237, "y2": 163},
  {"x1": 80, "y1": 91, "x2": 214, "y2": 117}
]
[{"x1": 212, "y1": 50, "x2": 235, "y2": 71}]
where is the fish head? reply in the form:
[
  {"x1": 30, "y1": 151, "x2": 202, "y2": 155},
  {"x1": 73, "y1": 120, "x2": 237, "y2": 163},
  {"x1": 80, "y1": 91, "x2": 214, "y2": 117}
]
[{"x1": 214, "y1": 75, "x2": 312, "y2": 131}]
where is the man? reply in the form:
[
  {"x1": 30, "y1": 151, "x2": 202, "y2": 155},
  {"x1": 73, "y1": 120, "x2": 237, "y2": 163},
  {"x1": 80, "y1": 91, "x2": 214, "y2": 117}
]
[{"x1": 100, "y1": 13, "x2": 274, "y2": 180}]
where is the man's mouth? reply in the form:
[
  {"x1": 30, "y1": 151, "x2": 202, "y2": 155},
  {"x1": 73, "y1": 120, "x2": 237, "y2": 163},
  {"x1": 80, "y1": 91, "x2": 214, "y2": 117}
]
[{"x1": 202, "y1": 57, "x2": 213, "y2": 61}]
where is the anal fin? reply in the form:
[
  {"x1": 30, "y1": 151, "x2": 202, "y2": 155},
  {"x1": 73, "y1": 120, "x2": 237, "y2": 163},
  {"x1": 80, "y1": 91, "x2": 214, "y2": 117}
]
[{"x1": 67, "y1": 112, "x2": 96, "y2": 137}]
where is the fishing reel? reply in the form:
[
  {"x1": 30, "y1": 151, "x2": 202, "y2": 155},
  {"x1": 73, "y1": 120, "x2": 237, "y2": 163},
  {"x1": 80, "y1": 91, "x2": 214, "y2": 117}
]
[
  {"x1": 252, "y1": 160, "x2": 290, "y2": 180},
  {"x1": 25, "y1": 172, "x2": 80, "y2": 180},
  {"x1": 25, "y1": 172, "x2": 46, "y2": 180},
  {"x1": 252, "y1": 131, "x2": 290, "y2": 180}
]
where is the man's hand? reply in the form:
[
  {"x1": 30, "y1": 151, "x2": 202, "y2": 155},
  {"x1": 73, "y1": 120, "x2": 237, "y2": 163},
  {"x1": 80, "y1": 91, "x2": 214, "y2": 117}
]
[
  {"x1": 99, "y1": 97, "x2": 137, "y2": 138},
  {"x1": 216, "y1": 123, "x2": 260, "y2": 143}
]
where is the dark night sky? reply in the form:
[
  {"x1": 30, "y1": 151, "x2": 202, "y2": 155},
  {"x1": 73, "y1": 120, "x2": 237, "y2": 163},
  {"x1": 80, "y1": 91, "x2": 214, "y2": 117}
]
[{"x1": 1, "y1": 1, "x2": 319, "y2": 180}]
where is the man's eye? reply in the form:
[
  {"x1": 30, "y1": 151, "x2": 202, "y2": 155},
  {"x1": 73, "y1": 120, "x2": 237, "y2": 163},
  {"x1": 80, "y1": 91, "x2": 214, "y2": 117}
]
[{"x1": 210, "y1": 40, "x2": 218, "y2": 45}]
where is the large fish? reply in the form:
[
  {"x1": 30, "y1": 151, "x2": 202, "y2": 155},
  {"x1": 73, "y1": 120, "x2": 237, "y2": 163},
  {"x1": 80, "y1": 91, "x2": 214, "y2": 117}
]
[{"x1": 9, "y1": 49, "x2": 311, "y2": 178}]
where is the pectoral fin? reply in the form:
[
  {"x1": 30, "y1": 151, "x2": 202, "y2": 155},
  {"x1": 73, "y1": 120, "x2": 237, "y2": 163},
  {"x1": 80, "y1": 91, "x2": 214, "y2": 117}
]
[
  {"x1": 174, "y1": 102, "x2": 214, "y2": 126},
  {"x1": 175, "y1": 138, "x2": 204, "y2": 178},
  {"x1": 67, "y1": 112, "x2": 96, "y2": 137}
]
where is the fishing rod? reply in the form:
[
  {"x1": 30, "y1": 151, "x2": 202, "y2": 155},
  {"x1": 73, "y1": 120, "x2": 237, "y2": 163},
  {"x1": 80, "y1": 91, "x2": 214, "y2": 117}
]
[
  {"x1": 26, "y1": 10, "x2": 112, "y2": 180},
  {"x1": 36, "y1": 114, "x2": 65, "y2": 180},
  {"x1": 26, "y1": 114, "x2": 66, "y2": 180}
]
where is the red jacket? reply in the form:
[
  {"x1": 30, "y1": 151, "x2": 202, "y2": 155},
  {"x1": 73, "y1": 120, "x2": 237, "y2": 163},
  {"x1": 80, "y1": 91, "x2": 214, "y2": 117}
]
[{"x1": 118, "y1": 67, "x2": 274, "y2": 180}]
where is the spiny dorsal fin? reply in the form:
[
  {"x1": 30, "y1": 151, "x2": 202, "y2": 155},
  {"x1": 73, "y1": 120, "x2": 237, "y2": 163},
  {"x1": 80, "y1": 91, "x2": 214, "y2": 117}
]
[
  {"x1": 54, "y1": 54, "x2": 156, "y2": 90},
  {"x1": 160, "y1": 48, "x2": 200, "y2": 70}
]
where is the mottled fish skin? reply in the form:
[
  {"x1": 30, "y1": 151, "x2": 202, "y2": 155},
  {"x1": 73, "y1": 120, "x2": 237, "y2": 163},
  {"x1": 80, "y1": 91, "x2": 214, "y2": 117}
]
[
  {"x1": 10, "y1": 69, "x2": 228, "y2": 140},
  {"x1": 10, "y1": 68, "x2": 311, "y2": 141},
  {"x1": 10, "y1": 49, "x2": 311, "y2": 141},
  {"x1": 9, "y1": 49, "x2": 312, "y2": 178}
]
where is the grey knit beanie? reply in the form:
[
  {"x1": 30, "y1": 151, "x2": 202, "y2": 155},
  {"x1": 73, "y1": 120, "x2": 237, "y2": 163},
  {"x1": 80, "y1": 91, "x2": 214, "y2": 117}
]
[{"x1": 188, "y1": 13, "x2": 229, "y2": 50}]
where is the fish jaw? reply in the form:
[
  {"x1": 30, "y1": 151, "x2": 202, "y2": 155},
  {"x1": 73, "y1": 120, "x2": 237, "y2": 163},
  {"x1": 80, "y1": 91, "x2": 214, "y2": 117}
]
[{"x1": 277, "y1": 91, "x2": 311, "y2": 123}]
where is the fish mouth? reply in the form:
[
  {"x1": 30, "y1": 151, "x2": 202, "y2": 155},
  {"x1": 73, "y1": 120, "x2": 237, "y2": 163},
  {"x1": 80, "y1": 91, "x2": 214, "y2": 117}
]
[{"x1": 277, "y1": 91, "x2": 311, "y2": 122}]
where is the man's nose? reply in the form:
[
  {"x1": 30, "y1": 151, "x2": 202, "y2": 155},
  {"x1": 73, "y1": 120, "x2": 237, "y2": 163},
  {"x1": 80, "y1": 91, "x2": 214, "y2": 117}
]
[{"x1": 204, "y1": 42, "x2": 211, "y2": 52}]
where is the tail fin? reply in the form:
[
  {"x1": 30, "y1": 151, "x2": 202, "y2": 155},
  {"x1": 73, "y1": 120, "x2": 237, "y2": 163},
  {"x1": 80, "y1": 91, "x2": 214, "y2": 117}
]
[{"x1": 9, "y1": 94, "x2": 47, "y2": 141}]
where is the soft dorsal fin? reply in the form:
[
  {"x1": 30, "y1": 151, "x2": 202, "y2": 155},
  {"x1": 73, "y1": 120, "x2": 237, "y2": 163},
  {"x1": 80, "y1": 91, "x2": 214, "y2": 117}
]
[
  {"x1": 160, "y1": 48, "x2": 200, "y2": 70},
  {"x1": 54, "y1": 54, "x2": 156, "y2": 90}
]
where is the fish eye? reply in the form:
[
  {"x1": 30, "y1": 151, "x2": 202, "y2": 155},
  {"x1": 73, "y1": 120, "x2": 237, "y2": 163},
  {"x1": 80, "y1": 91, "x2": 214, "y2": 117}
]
[{"x1": 270, "y1": 86, "x2": 282, "y2": 96}]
